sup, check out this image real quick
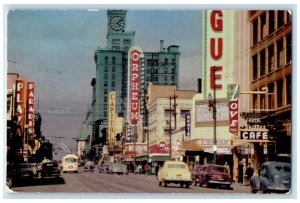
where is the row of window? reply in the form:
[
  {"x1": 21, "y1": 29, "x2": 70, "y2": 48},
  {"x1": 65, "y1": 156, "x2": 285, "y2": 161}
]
[
  {"x1": 252, "y1": 32, "x2": 291, "y2": 80},
  {"x1": 252, "y1": 75, "x2": 291, "y2": 110},
  {"x1": 146, "y1": 58, "x2": 176, "y2": 66},
  {"x1": 112, "y1": 39, "x2": 131, "y2": 46},
  {"x1": 252, "y1": 10, "x2": 291, "y2": 45}
]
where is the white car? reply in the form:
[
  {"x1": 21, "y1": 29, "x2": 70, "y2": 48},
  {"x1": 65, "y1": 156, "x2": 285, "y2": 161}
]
[{"x1": 157, "y1": 161, "x2": 193, "y2": 188}]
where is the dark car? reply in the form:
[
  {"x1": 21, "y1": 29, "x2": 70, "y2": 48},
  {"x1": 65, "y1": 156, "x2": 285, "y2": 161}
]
[
  {"x1": 40, "y1": 161, "x2": 61, "y2": 178},
  {"x1": 250, "y1": 161, "x2": 291, "y2": 194},
  {"x1": 17, "y1": 163, "x2": 36, "y2": 179},
  {"x1": 99, "y1": 164, "x2": 109, "y2": 173},
  {"x1": 191, "y1": 165, "x2": 204, "y2": 186},
  {"x1": 198, "y1": 164, "x2": 232, "y2": 189},
  {"x1": 84, "y1": 163, "x2": 94, "y2": 172}
]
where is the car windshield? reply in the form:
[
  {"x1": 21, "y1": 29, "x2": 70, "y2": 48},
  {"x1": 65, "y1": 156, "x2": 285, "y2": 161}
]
[
  {"x1": 211, "y1": 167, "x2": 227, "y2": 173},
  {"x1": 167, "y1": 164, "x2": 187, "y2": 169},
  {"x1": 273, "y1": 165, "x2": 291, "y2": 172},
  {"x1": 65, "y1": 158, "x2": 77, "y2": 163}
]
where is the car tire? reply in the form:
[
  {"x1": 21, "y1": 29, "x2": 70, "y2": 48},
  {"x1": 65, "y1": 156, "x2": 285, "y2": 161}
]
[
  {"x1": 185, "y1": 183, "x2": 189, "y2": 188},
  {"x1": 164, "y1": 181, "x2": 168, "y2": 187},
  {"x1": 6, "y1": 177, "x2": 13, "y2": 188}
]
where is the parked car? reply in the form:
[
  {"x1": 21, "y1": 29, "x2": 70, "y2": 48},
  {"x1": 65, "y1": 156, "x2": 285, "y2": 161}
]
[
  {"x1": 99, "y1": 164, "x2": 109, "y2": 173},
  {"x1": 250, "y1": 161, "x2": 291, "y2": 194},
  {"x1": 157, "y1": 161, "x2": 193, "y2": 188},
  {"x1": 17, "y1": 163, "x2": 36, "y2": 179},
  {"x1": 198, "y1": 164, "x2": 232, "y2": 189},
  {"x1": 108, "y1": 163, "x2": 123, "y2": 175},
  {"x1": 40, "y1": 161, "x2": 61, "y2": 178},
  {"x1": 191, "y1": 165, "x2": 204, "y2": 186},
  {"x1": 84, "y1": 162, "x2": 95, "y2": 172}
]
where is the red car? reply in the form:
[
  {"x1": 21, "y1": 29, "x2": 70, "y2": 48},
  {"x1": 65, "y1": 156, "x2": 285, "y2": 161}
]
[
  {"x1": 198, "y1": 165, "x2": 232, "y2": 189},
  {"x1": 191, "y1": 165, "x2": 204, "y2": 186}
]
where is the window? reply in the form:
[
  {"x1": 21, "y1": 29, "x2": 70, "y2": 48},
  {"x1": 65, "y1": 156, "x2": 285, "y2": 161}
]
[
  {"x1": 260, "y1": 49, "x2": 266, "y2": 77},
  {"x1": 104, "y1": 96, "x2": 107, "y2": 102},
  {"x1": 286, "y1": 33, "x2": 292, "y2": 64},
  {"x1": 104, "y1": 66, "x2": 108, "y2": 73},
  {"x1": 277, "y1": 79, "x2": 284, "y2": 107},
  {"x1": 277, "y1": 11, "x2": 284, "y2": 29},
  {"x1": 147, "y1": 59, "x2": 152, "y2": 66},
  {"x1": 253, "y1": 94, "x2": 258, "y2": 110},
  {"x1": 164, "y1": 76, "x2": 168, "y2": 81},
  {"x1": 111, "y1": 81, "x2": 115, "y2": 87},
  {"x1": 269, "y1": 11, "x2": 275, "y2": 34},
  {"x1": 104, "y1": 81, "x2": 108, "y2": 87},
  {"x1": 261, "y1": 12, "x2": 267, "y2": 39},
  {"x1": 260, "y1": 94, "x2": 266, "y2": 110},
  {"x1": 277, "y1": 38, "x2": 284, "y2": 67},
  {"x1": 112, "y1": 74, "x2": 115, "y2": 80},
  {"x1": 268, "y1": 83, "x2": 275, "y2": 109},
  {"x1": 104, "y1": 111, "x2": 107, "y2": 117},
  {"x1": 171, "y1": 75, "x2": 175, "y2": 81},
  {"x1": 286, "y1": 75, "x2": 291, "y2": 105},
  {"x1": 112, "y1": 66, "x2": 115, "y2": 73},
  {"x1": 164, "y1": 58, "x2": 168, "y2": 65},
  {"x1": 153, "y1": 60, "x2": 158, "y2": 66},
  {"x1": 164, "y1": 109, "x2": 175, "y2": 117},
  {"x1": 252, "y1": 54, "x2": 258, "y2": 80},
  {"x1": 164, "y1": 68, "x2": 168, "y2": 74},
  {"x1": 252, "y1": 19, "x2": 258, "y2": 44},
  {"x1": 112, "y1": 57, "x2": 116, "y2": 65},
  {"x1": 123, "y1": 39, "x2": 131, "y2": 45},
  {"x1": 105, "y1": 57, "x2": 108, "y2": 65},
  {"x1": 104, "y1": 74, "x2": 108, "y2": 80},
  {"x1": 180, "y1": 110, "x2": 190, "y2": 117},
  {"x1": 104, "y1": 89, "x2": 108, "y2": 95},
  {"x1": 268, "y1": 44, "x2": 275, "y2": 73},
  {"x1": 112, "y1": 39, "x2": 120, "y2": 45}
]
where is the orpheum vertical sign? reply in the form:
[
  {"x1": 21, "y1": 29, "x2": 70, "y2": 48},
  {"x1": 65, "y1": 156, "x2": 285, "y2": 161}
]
[
  {"x1": 127, "y1": 46, "x2": 143, "y2": 126},
  {"x1": 27, "y1": 82, "x2": 35, "y2": 140},
  {"x1": 15, "y1": 80, "x2": 27, "y2": 135}
]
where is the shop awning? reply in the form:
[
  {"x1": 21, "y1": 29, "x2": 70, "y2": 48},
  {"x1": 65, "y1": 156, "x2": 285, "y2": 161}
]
[{"x1": 149, "y1": 144, "x2": 168, "y2": 153}]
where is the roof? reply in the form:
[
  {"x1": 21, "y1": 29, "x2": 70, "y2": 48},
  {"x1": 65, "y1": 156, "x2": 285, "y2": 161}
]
[{"x1": 147, "y1": 84, "x2": 197, "y2": 104}]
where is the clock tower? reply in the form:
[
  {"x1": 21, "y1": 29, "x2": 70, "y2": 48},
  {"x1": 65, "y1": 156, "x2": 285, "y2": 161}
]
[
  {"x1": 107, "y1": 10, "x2": 135, "y2": 51},
  {"x1": 107, "y1": 10, "x2": 127, "y2": 33}
]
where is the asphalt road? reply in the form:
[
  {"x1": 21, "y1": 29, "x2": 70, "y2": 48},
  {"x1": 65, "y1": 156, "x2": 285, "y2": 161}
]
[{"x1": 8, "y1": 166, "x2": 253, "y2": 197}]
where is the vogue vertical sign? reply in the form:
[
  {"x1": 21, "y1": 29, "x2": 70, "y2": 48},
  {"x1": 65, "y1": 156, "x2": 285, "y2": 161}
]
[{"x1": 127, "y1": 46, "x2": 143, "y2": 126}]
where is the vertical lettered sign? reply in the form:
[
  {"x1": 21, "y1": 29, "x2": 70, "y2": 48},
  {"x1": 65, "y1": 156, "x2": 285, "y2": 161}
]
[
  {"x1": 108, "y1": 91, "x2": 116, "y2": 149},
  {"x1": 15, "y1": 79, "x2": 27, "y2": 136},
  {"x1": 127, "y1": 46, "x2": 143, "y2": 126},
  {"x1": 27, "y1": 82, "x2": 35, "y2": 141}
]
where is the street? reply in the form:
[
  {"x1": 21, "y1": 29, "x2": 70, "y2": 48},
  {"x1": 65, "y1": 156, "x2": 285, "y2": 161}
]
[{"x1": 9, "y1": 167, "x2": 252, "y2": 195}]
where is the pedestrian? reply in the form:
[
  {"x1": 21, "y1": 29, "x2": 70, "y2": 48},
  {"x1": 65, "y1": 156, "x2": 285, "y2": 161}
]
[
  {"x1": 224, "y1": 162, "x2": 230, "y2": 175},
  {"x1": 237, "y1": 161, "x2": 244, "y2": 184},
  {"x1": 245, "y1": 163, "x2": 254, "y2": 185},
  {"x1": 155, "y1": 164, "x2": 159, "y2": 176}
]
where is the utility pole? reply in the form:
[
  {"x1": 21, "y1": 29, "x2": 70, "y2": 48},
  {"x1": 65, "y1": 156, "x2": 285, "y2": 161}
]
[
  {"x1": 169, "y1": 96, "x2": 172, "y2": 160},
  {"x1": 169, "y1": 91, "x2": 177, "y2": 161}
]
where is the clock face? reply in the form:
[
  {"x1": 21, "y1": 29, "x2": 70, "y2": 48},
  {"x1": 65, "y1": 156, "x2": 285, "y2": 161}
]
[{"x1": 110, "y1": 16, "x2": 125, "y2": 31}]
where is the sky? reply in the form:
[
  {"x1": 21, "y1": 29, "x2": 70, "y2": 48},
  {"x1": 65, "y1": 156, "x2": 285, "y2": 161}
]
[{"x1": 6, "y1": 8, "x2": 202, "y2": 160}]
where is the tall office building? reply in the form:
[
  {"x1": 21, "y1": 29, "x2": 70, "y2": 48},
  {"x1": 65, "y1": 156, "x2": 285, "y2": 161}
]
[{"x1": 94, "y1": 10, "x2": 180, "y2": 122}]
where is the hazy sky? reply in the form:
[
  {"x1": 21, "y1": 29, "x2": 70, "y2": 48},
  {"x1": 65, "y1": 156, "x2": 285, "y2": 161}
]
[{"x1": 7, "y1": 9, "x2": 202, "y2": 159}]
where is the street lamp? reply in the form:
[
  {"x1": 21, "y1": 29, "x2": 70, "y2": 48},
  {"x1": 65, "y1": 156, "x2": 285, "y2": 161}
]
[{"x1": 208, "y1": 92, "x2": 217, "y2": 165}]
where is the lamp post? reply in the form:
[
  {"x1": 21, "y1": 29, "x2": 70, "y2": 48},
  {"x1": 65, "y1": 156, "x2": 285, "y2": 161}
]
[{"x1": 208, "y1": 92, "x2": 217, "y2": 165}]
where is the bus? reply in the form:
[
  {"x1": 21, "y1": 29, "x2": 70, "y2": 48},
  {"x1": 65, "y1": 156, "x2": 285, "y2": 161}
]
[{"x1": 61, "y1": 154, "x2": 79, "y2": 173}]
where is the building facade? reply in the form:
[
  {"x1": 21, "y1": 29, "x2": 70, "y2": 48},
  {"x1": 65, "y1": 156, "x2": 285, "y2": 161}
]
[
  {"x1": 80, "y1": 10, "x2": 181, "y2": 161},
  {"x1": 188, "y1": 10, "x2": 235, "y2": 166},
  {"x1": 248, "y1": 10, "x2": 292, "y2": 161}
]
